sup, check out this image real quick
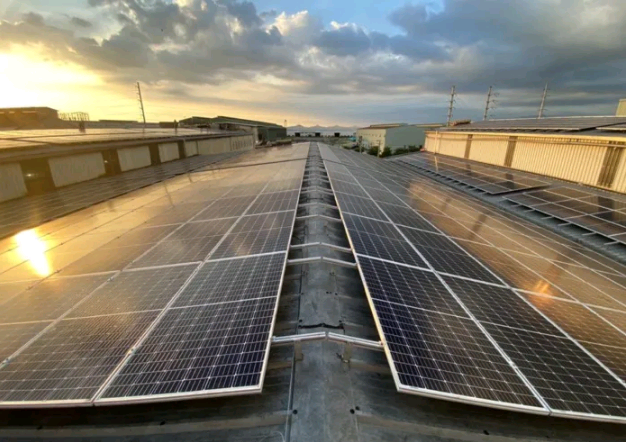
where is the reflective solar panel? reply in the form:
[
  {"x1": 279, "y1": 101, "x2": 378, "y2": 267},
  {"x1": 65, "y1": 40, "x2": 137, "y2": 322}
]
[
  {"x1": 506, "y1": 187, "x2": 626, "y2": 243},
  {"x1": 323, "y1": 145, "x2": 626, "y2": 422},
  {"x1": 68, "y1": 266, "x2": 196, "y2": 318},
  {"x1": 0, "y1": 275, "x2": 110, "y2": 324},
  {"x1": 394, "y1": 153, "x2": 549, "y2": 195}
]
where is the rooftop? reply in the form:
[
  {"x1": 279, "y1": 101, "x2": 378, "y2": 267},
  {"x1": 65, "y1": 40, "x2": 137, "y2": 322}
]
[{"x1": 0, "y1": 143, "x2": 624, "y2": 440}]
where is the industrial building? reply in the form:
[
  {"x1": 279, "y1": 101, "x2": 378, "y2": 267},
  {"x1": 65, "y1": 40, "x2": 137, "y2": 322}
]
[
  {"x1": 180, "y1": 115, "x2": 287, "y2": 143},
  {"x1": 0, "y1": 141, "x2": 625, "y2": 442},
  {"x1": 356, "y1": 123, "x2": 443, "y2": 152},
  {"x1": 0, "y1": 107, "x2": 72, "y2": 130},
  {"x1": 424, "y1": 116, "x2": 626, "y2": 194},
  {"x1": 0, "y1": 127, "x2": 254, "y2": 205}
]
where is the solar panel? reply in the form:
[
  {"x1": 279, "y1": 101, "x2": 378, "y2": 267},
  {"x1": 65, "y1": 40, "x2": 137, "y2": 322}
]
[
  {"x1": 342, "y1": 214, "x2": 427, "y2": 268},
  {"x1": 0, "y1": 322, "x2": 51, "y2": 362},
  {"x1": 67, "y1": 265, "x2": 197, "y2": 318},
  {"x1": 0, "y1": 275, "x2": 111, "y2": 324},
  {"x1": 323, "y1": 145, "x2": 626, "y2": 422},
  {"x1": 0, "y1": 145, "x2": 307, "y2": 408},
  {"x1": 98, "y1": 253, "x2": 286, "y2": 403},
  {"x1": 0, "y1": 311, "x2": 159, "y2": 405},
  {"x1": 394, "y1": 153, "x2": 549, "y2": 195},
  {"x1": 506, "y1": 187, "x2": 626, "y2": 244}
]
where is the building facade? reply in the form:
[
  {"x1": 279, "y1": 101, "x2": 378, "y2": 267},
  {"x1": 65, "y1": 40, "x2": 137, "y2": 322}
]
[
  {"x1": 425, "y1": 117, "x2": 626, "y2": 193},
  {"x1": 180, "y1": 115, "x2": 287, "y2": 142},
  {"x1": 357, "y1": 123, "x2": 444, "y2": 152}
]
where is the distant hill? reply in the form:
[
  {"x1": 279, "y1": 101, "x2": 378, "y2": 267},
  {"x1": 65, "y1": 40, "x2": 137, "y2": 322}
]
[{"x1": 288, "y1": 125, "x2": 358, "y2": 135}]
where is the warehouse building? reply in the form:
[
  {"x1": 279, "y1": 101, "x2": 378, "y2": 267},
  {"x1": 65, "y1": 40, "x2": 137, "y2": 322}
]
[
  {"x1": 180, "y1": 115, "x2": 287, "y2": 143},
  {"x1": 425, "y1": 116, "x2": 626, "y2": 194},
  {"x1": 357, "y1": 123, "x2": 443, "y2": 152},
  {"x1": 0, "y1": 127, "x2": 254, "y2": 204}
]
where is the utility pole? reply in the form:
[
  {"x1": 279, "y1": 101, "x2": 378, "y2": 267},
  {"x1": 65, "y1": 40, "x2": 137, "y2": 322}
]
[
  {"x1": 446, "y1": 85, "x2": 456, "y2": 126},
  {"x1": 538, "y1": 82, "x2": 548, "y2": 119},
  {"x1": 483, "y1": 86, "x2": 493, "y2": 120},
  {"x1": 136, "y1": 81, "x2": 146, "y2": 128}
]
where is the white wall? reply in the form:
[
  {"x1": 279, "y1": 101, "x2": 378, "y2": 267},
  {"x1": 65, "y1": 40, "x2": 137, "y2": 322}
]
[
  {"x1": 197, "y1": 135, "x2": 253, "y2": 155},
  {"x1": 158, "y1": 142, "x2": 180, "y2": 163},
  {"x1": 49, "y1": 153, "x2": 106, "y2": 188},
  {"x1": 184, "y1": 140, "x2": 199, "y2": 157},
  {"x1": 0, "y1": 163, "x2": 27, "y2": 202},
  {"x1": 118, "y1": 146, "x2": 151, "y2": 172}
]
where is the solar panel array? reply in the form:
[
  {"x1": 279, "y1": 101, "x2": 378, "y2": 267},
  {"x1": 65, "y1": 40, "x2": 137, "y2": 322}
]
[
  {"x1": 0, "y1": 144, "x2": 307, "y2": 407},
  {"x1": 441, "y1": 117, "x2": 626, "y2": 132},
  {"x1": 321, "y1": 144, "x2": 626, "y2": 423},
  {"x1": 0, "y1": 151, "x2": 241, "y2": 240},
  {"x1": 0, "y1": 128, "x2": 218, "y2": 149},
  {"x1": 393, "y1": 153, "x2": 548, "y2": 195},
  {"x1": 506, "y1": 188, "x2": 626, "y2": 245}
]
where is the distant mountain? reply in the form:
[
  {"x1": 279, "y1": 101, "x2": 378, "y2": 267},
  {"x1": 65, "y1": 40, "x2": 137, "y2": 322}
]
[{"x1": 288, "y1": 125, "x2": 358, "y2": 134}]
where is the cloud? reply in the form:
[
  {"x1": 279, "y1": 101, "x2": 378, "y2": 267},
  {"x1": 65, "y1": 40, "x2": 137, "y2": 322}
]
[
  {"x1": 70, "y1": 16, "x2": 92, "y2": 28},
  {"x1": 1, "y1": 0, "x2": 625, "y2": 122}
]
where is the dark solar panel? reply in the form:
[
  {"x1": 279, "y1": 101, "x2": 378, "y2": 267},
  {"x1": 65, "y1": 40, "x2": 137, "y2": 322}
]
[
  {"x1": 334, "y1": 193, "x2": 387, "y2": 220},
  {"x1": 0, "y1": 311, "x2": 159, "y2": 404},
  {"x1": 484, "y1": 323, "x2": 626, "y2": 419},
  {"x1": 0, "y1": 322, "x2": 51, "y2": 362},
  {"x1": 343, "y1": 214, "x2": 427, "y2": 268},
  {"x1": 324, "y1": 145, "x2": 626, "y2": 421},
  {"x1": 98, "y1": 254, "x2": 286, "y2": 402},
  {"x1": 371, "y1": 296, "x2": 543, "y2": 409}
]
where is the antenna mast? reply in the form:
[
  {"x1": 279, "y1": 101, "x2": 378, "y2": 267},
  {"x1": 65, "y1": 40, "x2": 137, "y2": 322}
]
[
  {"x1": 538, "y1": 83, "x2": 548, "y2": 118},
  {"x1": 446, "y1": 85, "x2": 456, "y2": 126},
  {"x1": 136, "y1": 81, "x2": 147, "y2": 127},
  {"x1": 484, "y1": 86, "x2": 493, "y2": 120}
]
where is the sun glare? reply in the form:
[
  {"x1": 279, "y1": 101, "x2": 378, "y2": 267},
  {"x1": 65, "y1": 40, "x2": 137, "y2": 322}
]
[{"x1": 15, "y1": 230, "x2": 52, "y2": 277}]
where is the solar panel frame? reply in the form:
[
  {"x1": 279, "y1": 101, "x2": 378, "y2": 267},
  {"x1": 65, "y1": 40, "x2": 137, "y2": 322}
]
[
  {"x1": 92, "y1": 159, "x2": 304, "y2": 405},
  {"x1": 324, "y1": 157, "x2": 550, "y2": 415},
  {"x1": 325, "y1": 147, "x2": 626, "y2": 422}
]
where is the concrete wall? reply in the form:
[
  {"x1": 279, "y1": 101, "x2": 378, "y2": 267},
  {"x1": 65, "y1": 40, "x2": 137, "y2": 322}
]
[
  {"x1": 385, "y1": 126, "x2": 429, "y2": 150},
  {"x1": 158, "y1": 142, "x2": 180, "y2": 163},
  {"x1": 118, "y1": 146, "x2": 151, "y2": 172},
  {"x1": 0, "y1": 163, "x2": 27, "y2": 202},
  {"x1": 425, "y1": 131, "x2": 626, "y2": 193},
  {"x1": 49, "y1": 152, "x2": 106, "y2": 188},
  {"x1": 184, "y1": 140, "x2": 199, "y2": 157},
  {"x1": 197, "y1": 135, "x2": 254, "y2": 155}
]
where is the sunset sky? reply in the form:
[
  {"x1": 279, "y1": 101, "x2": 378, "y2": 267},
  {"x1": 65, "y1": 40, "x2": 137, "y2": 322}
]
[{"x1": 1, "y1": 0, "x2": 625, "y2": 126}]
